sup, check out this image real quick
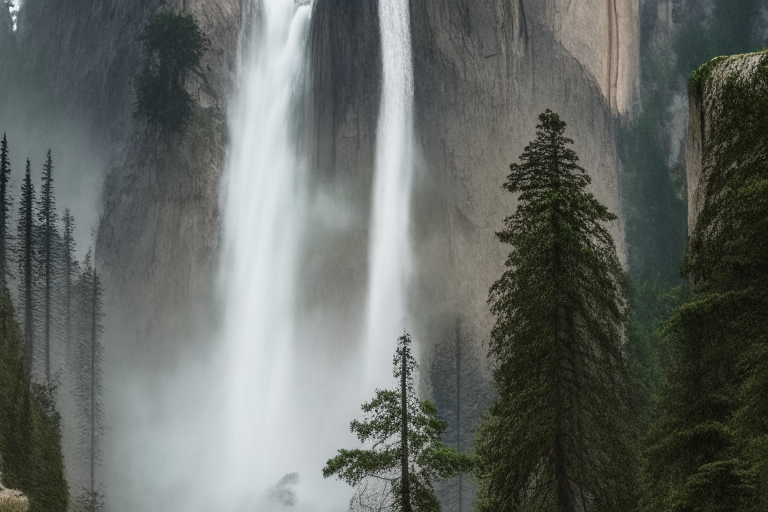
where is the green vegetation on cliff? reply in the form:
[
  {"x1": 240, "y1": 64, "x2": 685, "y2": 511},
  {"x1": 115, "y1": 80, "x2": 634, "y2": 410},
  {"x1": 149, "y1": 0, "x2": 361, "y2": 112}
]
[
  {"x1": 641, "y1": 51, "x2": 768, "y2": 512},
  {"x1": 134, "y1": 11, "x2": 210, "y2": 133}
]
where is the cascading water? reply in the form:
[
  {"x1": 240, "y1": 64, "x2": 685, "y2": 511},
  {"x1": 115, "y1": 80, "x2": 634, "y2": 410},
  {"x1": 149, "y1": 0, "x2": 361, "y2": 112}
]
[
  {"x1": 365, "y1": 0, "x2": 415, "y2": 388},
  {"x1": 220, "y1": 0, "x2": 315, "y2": 508},
  {"x1": 218, "y1": 0, "x2": 416, "y2": 509}
]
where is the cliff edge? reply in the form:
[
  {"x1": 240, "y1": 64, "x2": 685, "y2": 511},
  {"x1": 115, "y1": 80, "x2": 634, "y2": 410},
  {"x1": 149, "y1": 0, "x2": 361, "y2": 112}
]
[{"x1": 687, "y1": 50, "x2": 768, "y2": 234}]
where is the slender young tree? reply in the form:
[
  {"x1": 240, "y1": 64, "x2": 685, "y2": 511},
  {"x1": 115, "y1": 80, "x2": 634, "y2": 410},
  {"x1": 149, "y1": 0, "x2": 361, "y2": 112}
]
[
  {"x1": 75, "y1": 249, "x2": 104, "y2": 497},
  {"x1": 324, "y1": 332, "x2": 471, "y2": 512},
  {"x1": 61, "y1": 209, "x2": 79, "y2": 367},
  {"x1": 16, "y1": 158, "x2": 36, "y2": 378},
  {"x1": 0, "y1": 133, "x2": 11, "y2": 291},
  {"x1": 37, "y1": 149, "x2": 60, "y2": 381},
  {"x1": 474, "y1": 110, "x2": 638, "y2": 512}
]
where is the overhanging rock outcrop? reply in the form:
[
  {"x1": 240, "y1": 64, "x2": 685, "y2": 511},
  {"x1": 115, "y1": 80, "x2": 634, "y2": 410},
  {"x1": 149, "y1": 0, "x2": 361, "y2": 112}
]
[{"x1": 687, "y1": 50, "x2": 768, "y2": 234}]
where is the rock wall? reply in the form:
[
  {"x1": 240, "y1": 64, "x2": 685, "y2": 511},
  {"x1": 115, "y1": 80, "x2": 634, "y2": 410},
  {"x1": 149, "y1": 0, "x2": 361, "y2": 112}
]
[
  {"x1": 30, "y1": 0, "x2": 244, "y2": 364},
  {"x1": 2, "y1": 0, "x2": 243, "y2": 498},
  {"x1": 0, "y1": 0, "x2": 243, "y2": 364},
  {"x1": 686, "y1": 51, "x2": 768, "y2": 233}
]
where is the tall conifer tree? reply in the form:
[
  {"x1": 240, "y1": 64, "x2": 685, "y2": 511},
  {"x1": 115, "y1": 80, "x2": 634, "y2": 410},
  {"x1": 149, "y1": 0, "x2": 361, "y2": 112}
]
[
  {"x1": 16, "y1": 158, "x2": 36, "y2": 378},
  {"x1": 76, "y1": 250, "x2": 104, "y2": 497},
  {"x1": 474, "y1": 110, "x2": 637, "y2": 512},
  {"x1": 37, "y1": 149, "x2": 60, "y2": 381},
  {"x1": 61, "y1": 209, "x2": 78, "y2": 366},
  {"x1": 0, "y1": 133, "x2": 11, "y2": 291},
  {"x1": 324, "y1": 333, "x2": 471, "y2": 512}
]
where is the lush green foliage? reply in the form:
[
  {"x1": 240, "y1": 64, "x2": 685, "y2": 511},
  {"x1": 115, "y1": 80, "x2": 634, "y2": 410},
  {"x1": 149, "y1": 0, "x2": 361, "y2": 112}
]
[
  {"x1": 324, "y1": 333, "x2": 471, "y2": 512},
  {"x1": 0, "y1": 134, "x2": 10, "y2": 291},
  {"x1": 475, "y1": 110, "x2": 638, "y2": 512},
  {"x1": 641, "y1": 52, "x2": 768, "y2": 512},
  {"x1": 626, "y1": 280, "x2": 689, "y2": 430},
  {"x1": 134, "y1": 11, "x2": 210, "y2": 132},
  {"x1": 0, "y1": 294, "x2": 68, "y2": 512}
]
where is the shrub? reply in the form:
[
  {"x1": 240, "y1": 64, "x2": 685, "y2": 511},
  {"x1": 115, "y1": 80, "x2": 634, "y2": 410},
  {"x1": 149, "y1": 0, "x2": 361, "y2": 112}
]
[{"x1": 134, "y1": 11, "x2": 210, "y2": 132}]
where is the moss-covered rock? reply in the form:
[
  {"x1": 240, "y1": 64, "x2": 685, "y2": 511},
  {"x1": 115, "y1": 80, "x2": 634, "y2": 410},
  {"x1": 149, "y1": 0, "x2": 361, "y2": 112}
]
[{"x1": 686, "y1": 49, "x2": 768, "y2": 233}]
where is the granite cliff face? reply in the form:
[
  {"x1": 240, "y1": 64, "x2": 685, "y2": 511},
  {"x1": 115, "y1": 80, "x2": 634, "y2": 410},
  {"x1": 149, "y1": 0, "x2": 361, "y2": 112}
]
[
  {"x1": 92, "y1": 0, "x2": 242, "y2": 362},
  {"x1": 7, "y1": 0, "x2": 639, "y2": 367}
]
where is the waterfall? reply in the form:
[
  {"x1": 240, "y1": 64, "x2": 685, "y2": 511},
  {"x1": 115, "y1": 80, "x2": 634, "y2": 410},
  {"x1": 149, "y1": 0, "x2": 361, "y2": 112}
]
[
  {"x1": 365, "y1": 0, "x2": 415, "y2": 387},
  {"x1": 220, "y1": 0, "x2": 314, "y2": 507},
  {"x1": 217, "y1": 0, "x2": 416, "y2": 508}
]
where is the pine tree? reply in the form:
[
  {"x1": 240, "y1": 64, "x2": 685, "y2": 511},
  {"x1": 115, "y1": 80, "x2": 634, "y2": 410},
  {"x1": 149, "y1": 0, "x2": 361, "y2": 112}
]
[
  {"x1": 323, "y1": 333, "x2": 472, "y2": 512},
  {"x1": 0, "y1": 133, "x2": 12, "y2": 291},
  {"x1": 474, "y1": 110, "x2": 638, "y2": 512},
  {"x1": 37, "y1": 149, "x2": 60, "y2": 381},
  {"x1": 16, "y1": 158, "x2": 36, "y2": 378},
  {"x1": 75, "y1": 250, "x2": 104, "y2": 497},
  {"x1": 61, "y1": 209, "x2": 78, "y2": 369}
]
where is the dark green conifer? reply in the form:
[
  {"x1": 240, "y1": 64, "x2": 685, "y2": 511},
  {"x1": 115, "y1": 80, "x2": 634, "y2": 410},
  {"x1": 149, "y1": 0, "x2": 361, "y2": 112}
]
[
  {"x1": 474, "y1": 110, "x2": 638, "y2": 512},
  {"x1": 75, "y1": 250, "x2": 104, "y2": 497},
  {"x1": 37, "y1": 149, "x2": 60, "y2": 381},
  {"x1": 16, "y1": 158, "x2": 36, "y2": 378},
  {"x1": 61, "y1": 209, "x2": 79, "y2": 367},
  {"x1": 0, "y1": 133, "x2": 12, "y2": 291}
]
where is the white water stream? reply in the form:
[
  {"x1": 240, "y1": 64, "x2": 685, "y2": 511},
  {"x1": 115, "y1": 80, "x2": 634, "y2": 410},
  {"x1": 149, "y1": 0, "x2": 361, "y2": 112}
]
[
  {"x1": 221, "y1": 0, "x2": 314, "y2": 508},
  {"x1": 218, "y1": 0, "x2": 416, "y2": 509},
  {"x1": 365, "y1": 0, "x2": 415, "y2": 389}
]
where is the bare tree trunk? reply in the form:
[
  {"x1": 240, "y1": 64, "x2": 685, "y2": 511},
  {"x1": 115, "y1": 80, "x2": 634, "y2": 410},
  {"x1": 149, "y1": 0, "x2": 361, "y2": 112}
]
[
  {"x1": 90, "y1": 272, "x2": 97, "y2": 493},
  {"x1": 401, "y1": 343, "x2": 411, "y2": 512}
]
